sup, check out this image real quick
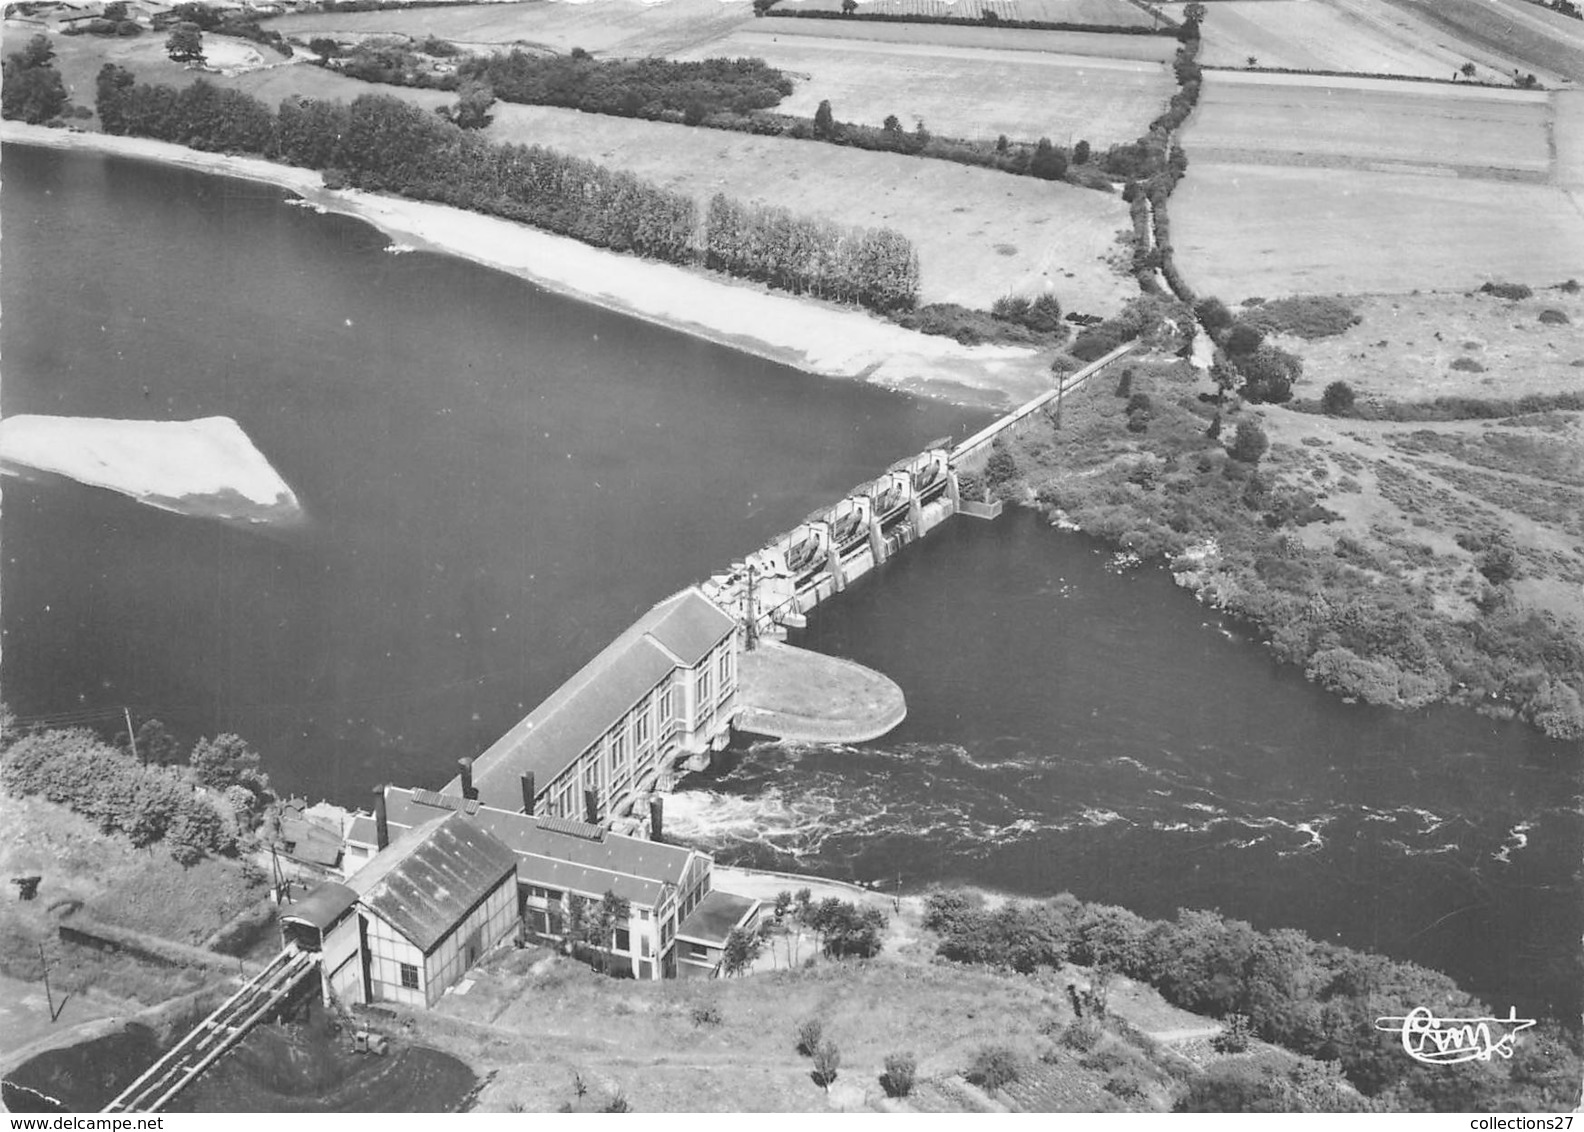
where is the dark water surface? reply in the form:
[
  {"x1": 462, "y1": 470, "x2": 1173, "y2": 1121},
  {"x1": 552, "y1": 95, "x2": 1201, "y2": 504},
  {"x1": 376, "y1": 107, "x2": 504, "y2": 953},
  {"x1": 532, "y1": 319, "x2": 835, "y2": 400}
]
[
  {"x1": 671, "y1": 510, "x2": 1583, "y2": 1019},
  {"x1": 1, "y1": 143, "x2": 983, "y2": 798},
  {"x1": 4, "y1": 144, "x2": 1579, "y2": 1024}
]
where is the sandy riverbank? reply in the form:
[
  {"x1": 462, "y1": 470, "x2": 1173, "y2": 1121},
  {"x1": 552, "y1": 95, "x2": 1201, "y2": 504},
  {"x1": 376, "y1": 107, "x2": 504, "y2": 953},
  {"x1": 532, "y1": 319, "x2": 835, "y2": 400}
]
[{"x1": 3, "y1": 122, "x2": 1056, "y2": 409}]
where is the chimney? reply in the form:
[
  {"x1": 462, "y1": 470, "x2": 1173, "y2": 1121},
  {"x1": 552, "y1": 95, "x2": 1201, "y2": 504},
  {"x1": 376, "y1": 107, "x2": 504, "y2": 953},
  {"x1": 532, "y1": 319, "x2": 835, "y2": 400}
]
[
  {"x1": 649, "y1": 797, "x2": 664, "y2": 843},
  {"x1": 372, "y1": 786, "x2": 389, "y2": 851},
  {"x1": 520, "y1": 771, "x2": 536, "y2": 816},
  {"x1": 458, "y1": 756, "x2": 477, "y2": 801},
  {"x1": 584, "y1": 787, "x2": 599, "y2": 825}
]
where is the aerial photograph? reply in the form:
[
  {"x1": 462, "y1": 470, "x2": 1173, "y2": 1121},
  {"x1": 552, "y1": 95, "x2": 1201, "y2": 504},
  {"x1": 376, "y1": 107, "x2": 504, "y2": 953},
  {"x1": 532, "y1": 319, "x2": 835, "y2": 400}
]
[{"x1": 1, "y1": 0, "x2": 1581, "y2": 1115}]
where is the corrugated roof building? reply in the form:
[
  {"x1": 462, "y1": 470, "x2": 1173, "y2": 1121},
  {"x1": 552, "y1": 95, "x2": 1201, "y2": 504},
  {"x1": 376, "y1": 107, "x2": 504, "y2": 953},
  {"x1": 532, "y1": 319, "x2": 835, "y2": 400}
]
[
  {"x1": 345, "y1": 786, "x2": 717, "y2": 981},
  {"x1": 297, "y1": 811, "x2": 519, "y2": 1009}
]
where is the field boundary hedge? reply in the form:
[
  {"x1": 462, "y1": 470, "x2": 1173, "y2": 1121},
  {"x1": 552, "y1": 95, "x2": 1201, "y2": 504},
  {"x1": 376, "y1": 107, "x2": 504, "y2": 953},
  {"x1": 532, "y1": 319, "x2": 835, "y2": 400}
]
[
  {"x1": 762, "y1": 8, "x2": 1176, "y2": 35},
  {"x1": 1200, "y1": 64, "x2": 1540, "y2": 91}
]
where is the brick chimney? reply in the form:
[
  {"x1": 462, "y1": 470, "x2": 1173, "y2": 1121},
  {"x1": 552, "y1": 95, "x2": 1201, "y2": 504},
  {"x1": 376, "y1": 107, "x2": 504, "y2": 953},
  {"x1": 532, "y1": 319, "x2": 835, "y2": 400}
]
[
  {"x1": 520, "y1": 771, "x2": 536, "y2": 816},
  {"x1": 584, "y1": 787, "x2": 599, "y2": 825},
  {"x1": 458, "y1": 756, "x2": 477, "y2": 801},
  {"x1": 649, "y1": 796, "x2": 664, "y2": 843},
  {"x1": 372, "y1": 785, "x2": 389, "y2": 851}
]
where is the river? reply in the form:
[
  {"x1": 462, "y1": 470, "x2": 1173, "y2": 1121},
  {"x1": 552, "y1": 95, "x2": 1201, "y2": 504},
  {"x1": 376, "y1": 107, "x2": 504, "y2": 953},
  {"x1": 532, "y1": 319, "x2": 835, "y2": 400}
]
[{"x1": 3, "y1": 143, "x2": 1579, "y2": 1022}]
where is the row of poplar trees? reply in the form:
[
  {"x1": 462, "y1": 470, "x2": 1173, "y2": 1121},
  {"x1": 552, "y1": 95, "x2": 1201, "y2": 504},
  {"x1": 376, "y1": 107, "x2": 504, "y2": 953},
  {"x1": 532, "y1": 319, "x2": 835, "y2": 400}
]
[{"x1": 95, "y1": 68, "x2": 919, "y2": 313}]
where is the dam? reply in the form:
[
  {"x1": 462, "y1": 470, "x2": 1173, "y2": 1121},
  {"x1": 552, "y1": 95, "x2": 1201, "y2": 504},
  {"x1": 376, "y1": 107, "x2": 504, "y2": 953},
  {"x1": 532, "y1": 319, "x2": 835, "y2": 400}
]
[{"x1": 446, "y1": 343, "x2": 1135, "y2": 837}]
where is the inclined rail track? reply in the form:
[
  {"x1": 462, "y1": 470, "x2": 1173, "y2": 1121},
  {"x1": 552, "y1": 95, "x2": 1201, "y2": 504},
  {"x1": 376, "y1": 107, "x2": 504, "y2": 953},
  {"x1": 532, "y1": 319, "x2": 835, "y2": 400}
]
[{"x1": 103, "y1": 946, "x2": 318, "y2": 1113}]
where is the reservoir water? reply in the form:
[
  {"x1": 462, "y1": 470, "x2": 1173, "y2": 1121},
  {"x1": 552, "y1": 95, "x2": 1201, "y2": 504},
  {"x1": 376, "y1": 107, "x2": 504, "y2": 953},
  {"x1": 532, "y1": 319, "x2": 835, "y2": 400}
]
[{"x1": 4, "y1": 144, "x2": 1579, "y2": 1021}]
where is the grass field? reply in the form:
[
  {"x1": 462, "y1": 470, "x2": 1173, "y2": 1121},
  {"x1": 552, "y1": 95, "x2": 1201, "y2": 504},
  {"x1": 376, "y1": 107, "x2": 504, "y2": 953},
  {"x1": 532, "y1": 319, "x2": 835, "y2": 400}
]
[
  {"x1": 747, "y1": 16, "x2": 1177, "y2": 58},
  {"x1": 1172, "y1": 71, "x2": 1584, "y2": 299},
  {"x1": 1183, "y1": 73, "x2": 1552, "y2": 177},
  {"x1": 771, "y1": 0, "x2": 1158, "y2": 24},
  {"x1": 271, "y1": 0, "x2": 755, "y2": 55},
  {"x1": 1385, "y1": 0, "x2": 1584, "y2": 84},
  {"x1": 675, "y1": 29, "x2": 1173, "y2": 145},
  {"x1": 475, "y1": 102, "x2": 1138, "y2": 310},
  {"x1": 1159, "y1": 0, "x2": 1559, "y2": 81}
]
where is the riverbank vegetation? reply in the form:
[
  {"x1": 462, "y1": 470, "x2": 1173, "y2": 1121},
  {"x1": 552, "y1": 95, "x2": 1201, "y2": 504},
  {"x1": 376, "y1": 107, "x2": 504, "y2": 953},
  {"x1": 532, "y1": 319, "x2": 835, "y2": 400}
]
[
  {"x1": 991, "y1": 339, "x2": 1584, "y2": 737},
  {"x1": 922, "y1": 889, "x2": 1581, "y2": 1112},
  {"x1": 89, "y1": 72, "x2": 921, "y2": 314}
]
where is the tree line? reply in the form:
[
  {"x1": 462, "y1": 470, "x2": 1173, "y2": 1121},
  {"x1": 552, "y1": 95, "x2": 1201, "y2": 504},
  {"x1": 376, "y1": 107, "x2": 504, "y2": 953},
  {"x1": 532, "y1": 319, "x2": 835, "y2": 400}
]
[
  {"x1": 93, "y1": 72, "x2": 920, "y2": 313},
  {"x1": 1, "y1": 725, "x2": 273, "y2": 865},
  {"x1": 923, "y1": 890, "x2": 1580, "y2": 1112}
]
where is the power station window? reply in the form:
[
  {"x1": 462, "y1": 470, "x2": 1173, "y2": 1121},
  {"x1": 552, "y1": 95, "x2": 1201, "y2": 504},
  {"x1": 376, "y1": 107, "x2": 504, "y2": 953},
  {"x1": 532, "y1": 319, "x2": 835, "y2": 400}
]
[{"x1": 399, "y1": 963, "x2": 419, "y2": 990}]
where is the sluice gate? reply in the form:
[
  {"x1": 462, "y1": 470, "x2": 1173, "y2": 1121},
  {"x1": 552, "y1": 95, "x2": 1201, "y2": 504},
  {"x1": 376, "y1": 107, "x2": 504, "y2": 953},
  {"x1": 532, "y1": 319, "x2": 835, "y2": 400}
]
[
  {"x1": 102, "y1": 946, "x2": 319, "y2": 1113},
  {"x1": 703, "y1": 343, "x2": 1134, "y2": 639}
]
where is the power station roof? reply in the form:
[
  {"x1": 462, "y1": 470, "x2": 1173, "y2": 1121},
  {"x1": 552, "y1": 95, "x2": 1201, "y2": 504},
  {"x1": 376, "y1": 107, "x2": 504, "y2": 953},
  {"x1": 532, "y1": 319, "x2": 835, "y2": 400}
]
[
  {"x1": 347, "y1": 811, "x2": 517, "y2": 953},
  {"x1": 462, "y1": 586, "x2": 736, "y2": 810}
]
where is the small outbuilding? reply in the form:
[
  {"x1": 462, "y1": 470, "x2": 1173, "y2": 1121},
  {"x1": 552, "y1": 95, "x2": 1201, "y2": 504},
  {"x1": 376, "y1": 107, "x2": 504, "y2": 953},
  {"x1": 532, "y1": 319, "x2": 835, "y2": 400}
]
[
  {"x1": 675, "y1": 890, "x2": 762, "y2": 978},
  {"x1": 287, "y1": 811, "x2": 518, "y2": 1009}
]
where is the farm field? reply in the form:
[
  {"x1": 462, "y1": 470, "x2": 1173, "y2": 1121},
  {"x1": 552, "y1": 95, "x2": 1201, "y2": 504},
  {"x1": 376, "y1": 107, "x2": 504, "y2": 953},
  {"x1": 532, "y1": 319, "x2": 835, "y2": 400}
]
[
  {"x1": 674, "y1": 29, "x2": 1173, "y2": 145},
  {"x1": 751, "y1": 16, "x2": 1177, "y2": 58},
  {"x1": 1172, "y1": 163, "x2": 1584, "y2": 299},
  {"x1": 1172, "y1": 70, "x2": 1584, "y2": 299},
  {"x1": 1386, "y1": 0, "x2": 1584, "y2": 84},
  {"x1": 474, "y1": 102, "x2": 1136, "y2": 310},
  {"x1": 769, "y1": 0, "x2": 1157, "y2": 24},
  {"x1": 1183, "y1": 72, "x2": 1552, "y2": 177},
  {"x1": 1158, "y1": 0, "x2": 1552, "y2": 81},
  {"x1": 270, "y1": 0, "x2": 755, "y2": 55}
]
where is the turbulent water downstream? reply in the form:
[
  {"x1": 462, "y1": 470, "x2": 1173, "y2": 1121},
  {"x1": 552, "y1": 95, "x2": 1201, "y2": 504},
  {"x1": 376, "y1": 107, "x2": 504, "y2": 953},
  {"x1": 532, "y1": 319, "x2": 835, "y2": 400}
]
[
  {"x1": 3, "y1": 143, "x2": 1579, "y2": 1025},
  {"x1": 670, "y1": 511, "x2": 1582, "y2": 1020}
]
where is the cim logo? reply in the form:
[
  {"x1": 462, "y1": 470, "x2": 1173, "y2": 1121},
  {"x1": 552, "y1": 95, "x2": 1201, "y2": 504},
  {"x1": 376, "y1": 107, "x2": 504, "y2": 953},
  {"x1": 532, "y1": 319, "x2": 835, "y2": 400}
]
[{"x1": 1374, "y1": 1006, "x2": 1537, "y2": 1066}]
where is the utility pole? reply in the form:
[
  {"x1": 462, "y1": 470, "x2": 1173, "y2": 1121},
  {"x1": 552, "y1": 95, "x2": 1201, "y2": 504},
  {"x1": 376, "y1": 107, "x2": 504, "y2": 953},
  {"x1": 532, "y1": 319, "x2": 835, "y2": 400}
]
[
  {"x1": 124, "y1": 706, "x2": 140, "y2": 765},
  {"x1": 38, "y1": 943, "x2": 66, "y2": 1021}
]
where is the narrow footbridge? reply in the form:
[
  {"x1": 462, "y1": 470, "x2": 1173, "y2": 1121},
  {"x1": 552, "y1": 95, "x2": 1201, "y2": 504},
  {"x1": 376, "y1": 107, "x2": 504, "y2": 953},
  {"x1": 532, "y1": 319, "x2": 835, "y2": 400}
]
[{"x1": 103, "y1": 946, "x2": 318, "y2": 1113}]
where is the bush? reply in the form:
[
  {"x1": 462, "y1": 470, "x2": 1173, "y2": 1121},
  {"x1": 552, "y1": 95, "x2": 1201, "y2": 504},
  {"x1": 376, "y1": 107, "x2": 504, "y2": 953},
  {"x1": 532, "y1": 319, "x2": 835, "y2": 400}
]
[
  {"x1": 1450, "y1": 356, "x2": 1486, "y2": 373},
  {"x1": 812, "y1": 1040, "x2": 841, "y2": 1089},
  {"x1": 1238, "y1": 346, "x2": 1301, "y2": 404},
  {"x1": 1243, "y1": 295, "x2": 1360, "y2": 339},
  {"x1": 984, "y1": 446, "x2": 1018, "y2": 490},
  {"x1": 1115, "y1": 368, "x2": 1134, "y2": 399},
  {"x1": 796, "y1": 1017, "x2": 824, "y2": 1056},
  {"x1": 1480, "y1": 281, "x2": 1532, "y2": 301},
  {"x1": 882, "y1": 1052, "x2": 917, "y2": 1098},
  {"x1": 966, "y1": 1046, "x2": 1024, "y2": 1092},
  {"x1": 690, "y1": 1002, "x2": 722, "y2": 1027},
  {"x1": 1063, "y1": 1017, "x2": 1104, "y2": 1052},
  {"x1": 1212, "y1": 1013, "x2": 1253, "y2": 1053},
  {"x1": 1229, "y1": 420, "x2": 1269, "y2": 464},
  {"x1": 1321, "y1": 381, "x2": 1356, "y2": 416},
  {"x1": 1223, "y1": 321, "x2": 1265, "y2": 356},
  {"x1": 1195, "y1": 296, "x2": 1233, "y2": 334},
  {"x1": 1538, "y1": 308, "x2": 1569, "y2": 325}
]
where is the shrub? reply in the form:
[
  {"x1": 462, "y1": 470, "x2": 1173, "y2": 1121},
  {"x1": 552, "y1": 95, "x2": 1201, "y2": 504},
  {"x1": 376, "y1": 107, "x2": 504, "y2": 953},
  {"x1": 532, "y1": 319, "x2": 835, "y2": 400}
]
[
  {"x1": 1476, "y1": 541, "x2": 1519, "y2": 584},
  {"x1": 1115, "y1": 368, "x2": 1134, "y2": 399},
  {"x1": 1194, "y1": 296, "x2": 1233, "y2": 334},
  {"x1": 812, "y1": 1040, "x2": 841, "y2": 1089},
  {"x1": 796, "y1": 1017, "x2": 824, "y2": 1056},
  {"x1": 1228, "y1": 420, "x2": 1269, "y2": 464},
  {"x1": 984, "y1": 446, "x2": 1018, "y2": 490},
  {"x1": 1243, "y1": 295, "x2": 1361, "y2": 339},
  {"x1": 966, "y1": 1046, "x2": 1024, "y2": 1092},
  {"x1": 1126, "y1": 393, "x2": 1153, "y2": 416},
  {"x1": 882, "y1": 1052, "x2": 917, "y2": 1098},
  {"x1": 1450, "y1": 356, "x2": 1486, "y2": 373},
  {"x1": 1238, "y1": 346, "x2": 1301, "y2": 404},
  {"x1": 1223, "y1": 321, "x2": 1265, "y2": 356},
  {"x1": 1212, "y1": 1013, "x2": 1253, "y2": 1053},
  {"x1": 1321, "y1": 381, "x2": 1356, "y2": 416},
  {"x1": 1480, "y1": 281, "x2": 1532, "y2": 301},
  {"x1": 1063, "y1": 1017, "x2": 1104, "y2": 1051},
  {"x1": 1538, "y1": 308, "x2": 1569, "y2": 325},
  {"x1": 690, "y1": 1002, "x2": 722, "y2": 1026}
]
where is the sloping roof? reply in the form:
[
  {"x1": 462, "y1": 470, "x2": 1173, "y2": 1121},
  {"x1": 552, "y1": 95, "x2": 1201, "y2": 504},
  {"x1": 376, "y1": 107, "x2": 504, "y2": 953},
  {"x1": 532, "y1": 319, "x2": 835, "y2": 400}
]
[
  {"x1": 462, "y1": 586, "x2": 736, "y2": 810},
  {"x1": 371, "y1": 788, "x2": 698, "y2": 908},
  {"x1": 346, "y1": 812, "x2": 518, "y2": 953},
  {"x1": 677, "y1": 890, "x2": 760, "y2": 948},
  {"x1": 280, "y1": 816, "x2": 343, "y2": 866},
  {"x1": 645, "y1": 588, "x2": 738, "y2": 668},
  {"x1": 281, "y1": 881, "x2": 358, "y2": 932}
]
